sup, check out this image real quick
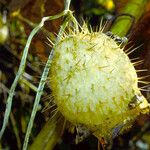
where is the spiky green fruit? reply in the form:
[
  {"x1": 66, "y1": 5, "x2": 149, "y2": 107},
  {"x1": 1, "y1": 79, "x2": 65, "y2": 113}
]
[{"x1": 50, "y1": 27, "x2": 150, "y2": 140}]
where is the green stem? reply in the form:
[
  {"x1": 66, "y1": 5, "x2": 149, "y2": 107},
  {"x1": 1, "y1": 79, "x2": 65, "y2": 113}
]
[
  {"x1": 65, "y1": 0, "x2": 71, "y2": 10},
  {"x1": 16, "y1": 13, "x2": 55, "y2": 39},
  {"x1": 22, "y1": 0, "x2": 72, "y2": 149},
  {"x1": 110, "y1": 0, "x2": 148, "y2": 37},
  {"x1": 0, "y1": 10, "x2": 67, "y2": 141},
  {"x1": 20, "y1": 77, "x2": 38, "y2": 92},
  {"x1": 29, "y1": 114, "x2": 65, "y2": 150},
  {"x1": 22, "y1": 16, "x2": 69, "y2": 150},
  {"x1": 22, "y1": 18, "x2": 69, "y2": 150}
]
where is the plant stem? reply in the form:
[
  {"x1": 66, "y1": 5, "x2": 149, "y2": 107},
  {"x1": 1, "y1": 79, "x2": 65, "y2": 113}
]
[
  {"x1": 65, "y1": 0, "x2": 71, "y2": 10},
  {"x1": 22, "y1": 13, "x2": 69, "y2": 150},
  {"x1": 29, "y1": 114, "x2": 65, "y2": 150},
  {"x1": 110, "y1": 0, "x2": 148, "y2": 37},
  {"x1": 14, "y1": 13, "x2": 55, "y2": 39},
  {"x1": 22, "y1": 0, "x2": 72, "y2": 149},
  {"x1": 0, "y1": 10, "x2": 67, "y2": 141}
]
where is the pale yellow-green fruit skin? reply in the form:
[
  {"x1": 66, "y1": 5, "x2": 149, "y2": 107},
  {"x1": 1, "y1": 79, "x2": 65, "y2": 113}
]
[{"x1": 50, "y1": 30, "x2": 149, "y2": 139}]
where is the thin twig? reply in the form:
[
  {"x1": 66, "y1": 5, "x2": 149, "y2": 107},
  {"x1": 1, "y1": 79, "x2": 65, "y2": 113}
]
[
  {"x1": 0, "y1": 10, "x2": 68, "y2": 140},
  {"x1": 22, "y1": 0, "x2": 72, "y2": 149}
]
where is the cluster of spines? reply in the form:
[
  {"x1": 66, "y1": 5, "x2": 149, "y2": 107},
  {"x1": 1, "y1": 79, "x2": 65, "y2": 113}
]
[{"x1": 45, "y1": 19, "x2": 150, "y2": 120}]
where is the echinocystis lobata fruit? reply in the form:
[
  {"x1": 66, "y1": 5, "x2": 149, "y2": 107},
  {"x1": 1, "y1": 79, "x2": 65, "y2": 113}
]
[{"x1": 49, "y1": 25, "x2": 150, "y2": 140}]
